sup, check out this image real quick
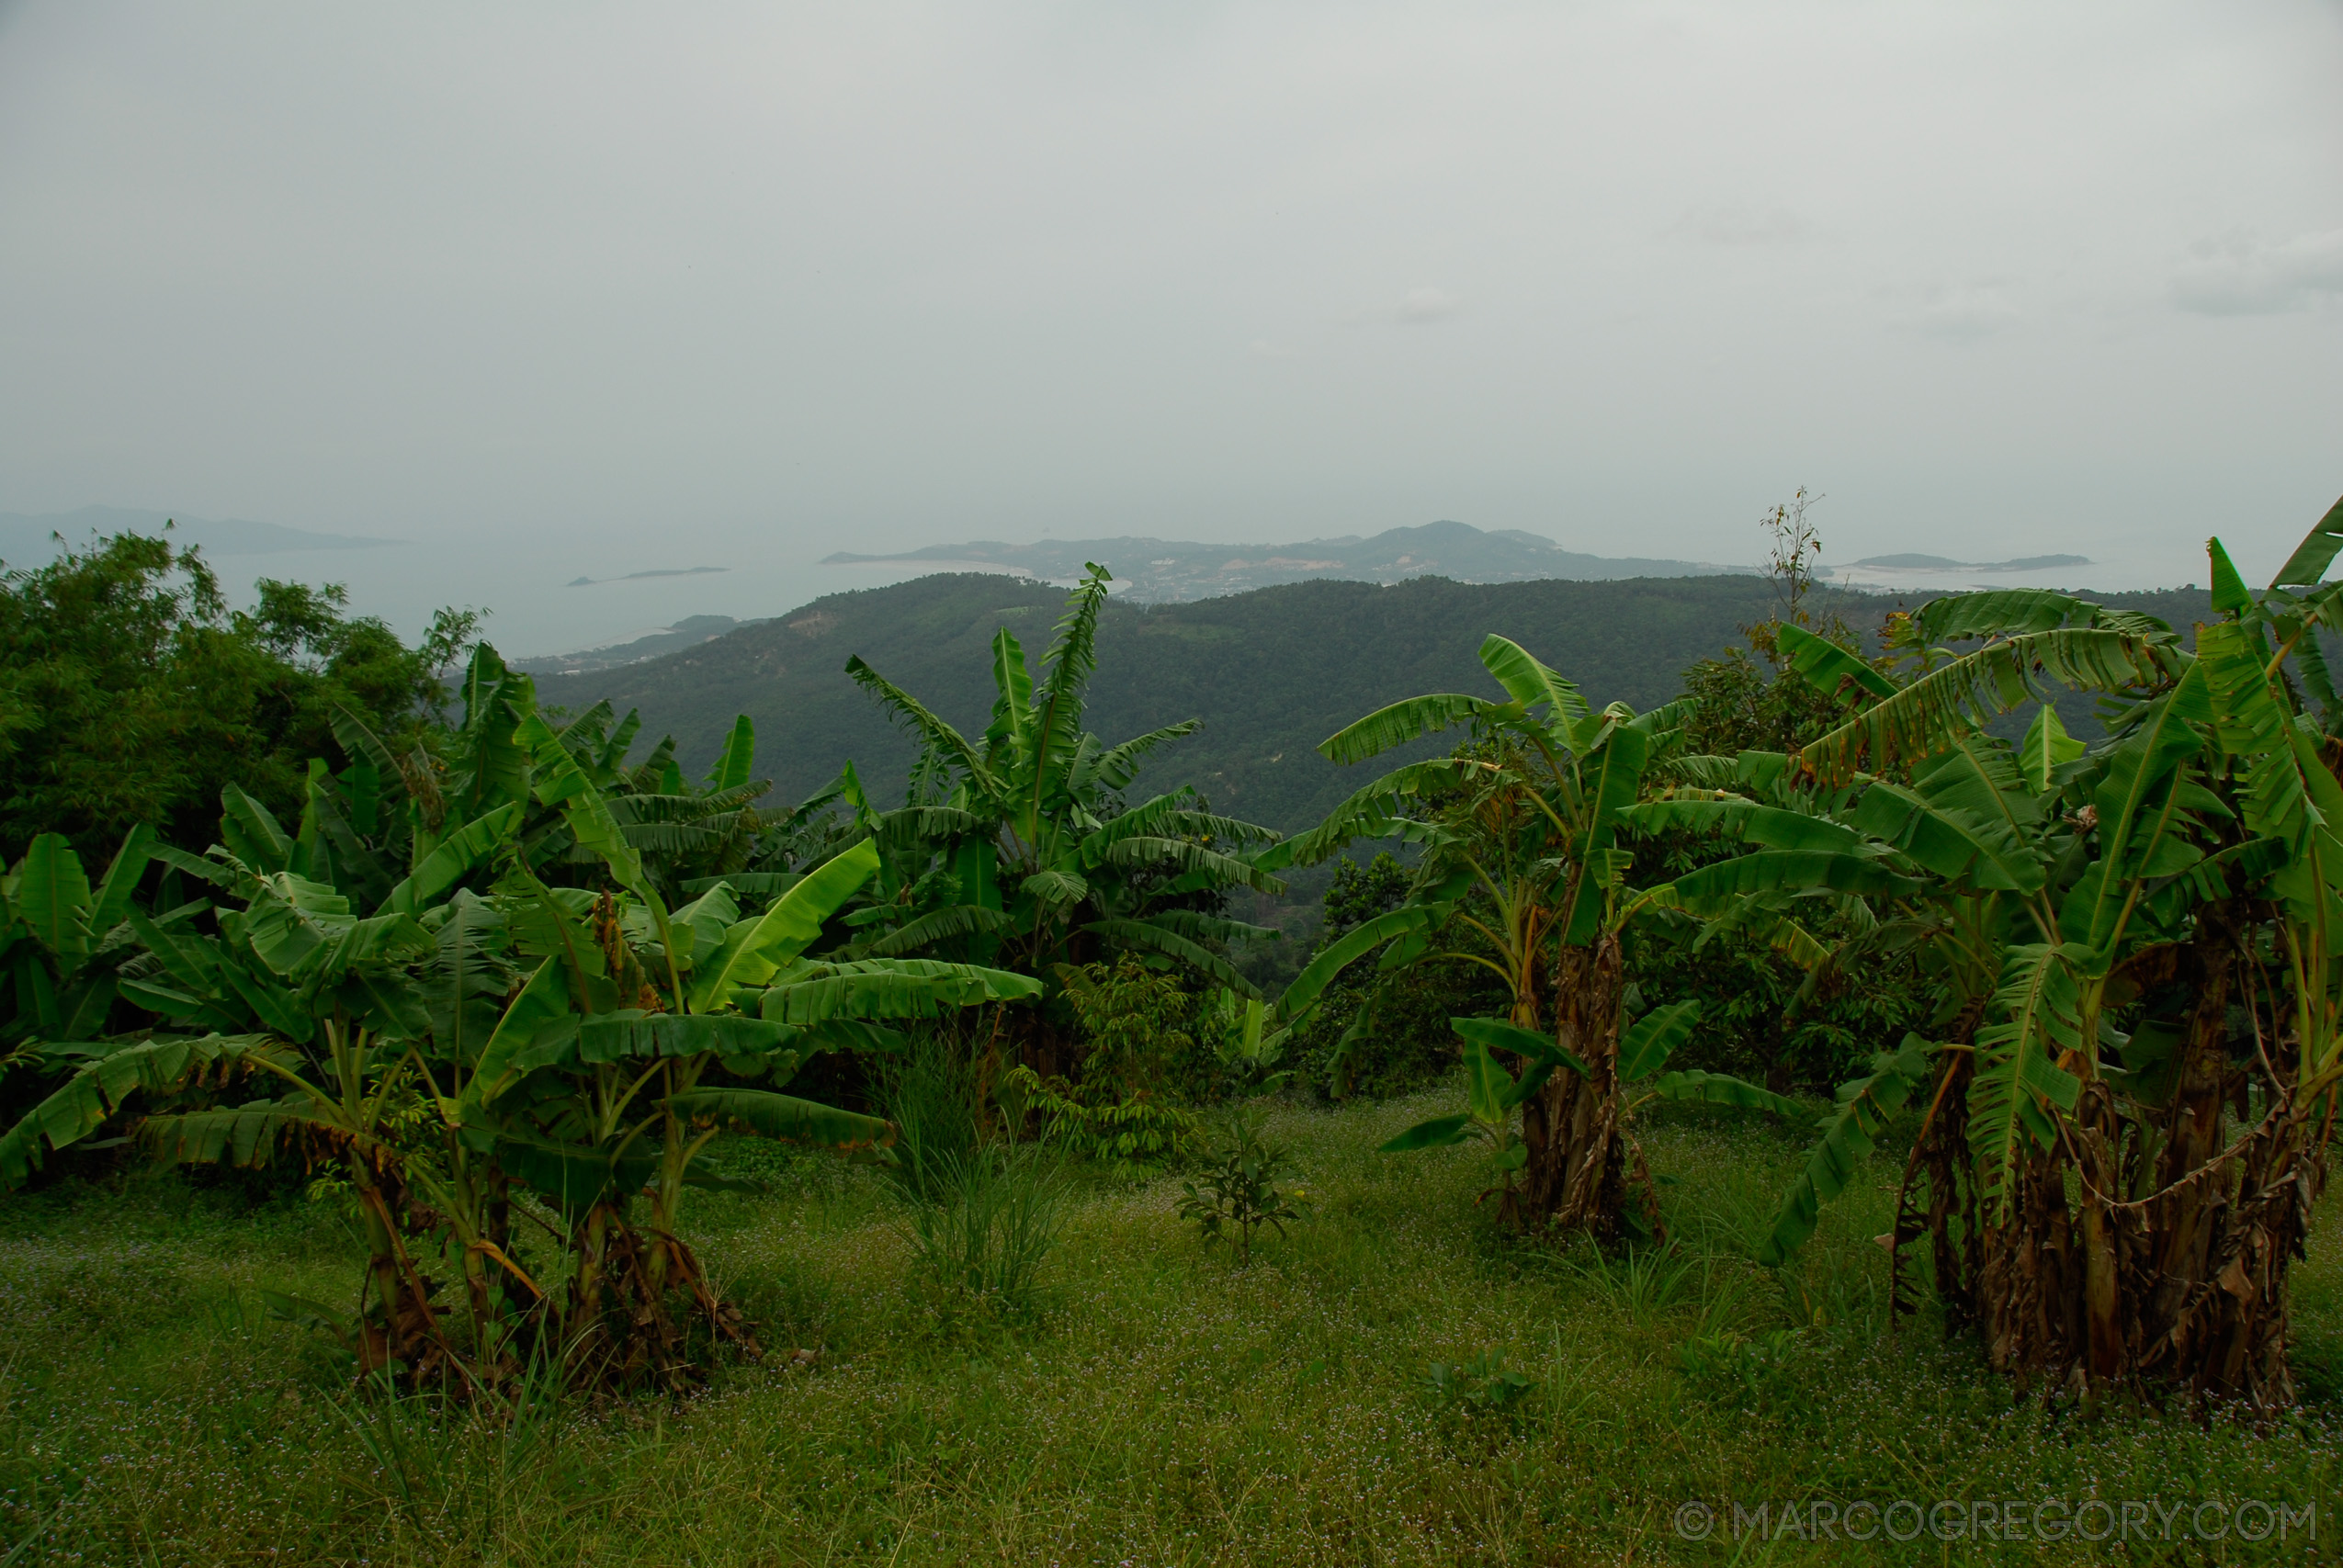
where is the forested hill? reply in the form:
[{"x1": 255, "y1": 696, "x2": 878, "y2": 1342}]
[{"x1": 560, "y1": 571, "x2": 2214, "y2": 833}]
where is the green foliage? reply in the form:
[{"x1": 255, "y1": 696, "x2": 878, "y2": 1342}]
[
  {"x1": 1615, "y1": 999, "x2": 1700, "y2": 1081},
  {"x1": 1568, "y1": 1243, "x2": 1703, "y2": 1324},
  {"x1": 0, "y1": 1032, "x2": 277, "y2": 1190},
  {"x1": 1285, "y1": 854, "x2": 1495, "y2": 1099},
  {"x1": 1757, "y1": 1036, "x2": 1932, "y2": 1267},
  {"x1": 1674, "y1": 491, "x2": 1891, "y2": 758},
  {"x1": 1623, "y1": 909, "x2": 1924, "y2": 1091},
  {"x1": 1800, "y1": 626, "x2": 2178, "y2": 788},
  {"x1": 1678, "y1": 1327, "x2": 1804, "y2": 1410},
  {"x1": 1966, "y1": 943, "x2": 2084, "y2": 1223},
  {"x1": 1289, "y1": 629, "x2": 1791, "y2": 1232},
  {"x1": 1004, "y1": 957, "x2": 1208, "y2": 1169},
  {"x1": 1175, "y1": 1105, "x2": 1308, "y2": 1265},
  {"x1": 1001, "y1": 1064, "x2": 1198, "y2": 1177},
  {"x1": 897, "y1": 1144, "x2": 1069, "y2": 1330},
  {"x1": 833, "y1": 570, "x2": 1288, "y2": 1095},
  {"x1": 1421, "y1": 1349, "x2": 1540, "y2": 1421},
  {"x1": 1680, "y1": 492, "x2": 2343, "y2": 1405},
  {"x1": 0, "y1": 654, "x2": 1043, "y2": 1393},
  {"x1": 1063, "y1": 956, "x2": 1202, "y2": 1100},
  {"x1": 12, "y1": 493, "x2": 2337, "y2": 1427},
  {"x1": 0, "y1": 530, "x2": 476, "y2": 863},
  {"x1": 1202, "y1": 986, "x2": 1293, "y2": 1095},
  {"x1": 1641, "y1": 1069, "x2": 1799, "y2": 1115},
  {"x1": 1324, "y1": 852, "x2": 1410, "y2": 933},
  {"x1": 876, "y1": 1032, "x2": 985, "y2": 1206}
]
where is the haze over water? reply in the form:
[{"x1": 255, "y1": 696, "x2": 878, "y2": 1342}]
[{"x1": 1, "y1": 2, "x2": 2335, "y2": 652}]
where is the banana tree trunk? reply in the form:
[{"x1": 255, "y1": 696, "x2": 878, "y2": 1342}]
[
  {"x1": 1977, "y1": 1144, "x2": 2087, "y2": 1388},
  {"x1": 2143, "y1": 912, "x2": 2238, "y2": 1341},
  {"x1": 1889, "y1": 998, "x2": 1988, "y2": 1330},
  {"x1": 2171, "y1": 1111, "x2": 2315, "y2": 1404},
  {"x1": 2125, "y1": 903, "x2": 2267, "y2": 1395},
  {"x1": 2074, "y1": 1080, "x2": 2128, "y2": 1383},
  {"x1": 348, "y1": 1155, "x2": 441, "y2": 1380},
  {"x1": 1970, "y1": 907, "x2": 2318, "y2": 1404},
  {"x1": 1516, "y1": 933, "x2": 1633, "y2": 1236},
  {"x1": 569, "y1": 1198, "x2": 617, "y2": 1366},
  {"x1": 2135, "y1": 924, "x2": 2319, "y2": 1404}
]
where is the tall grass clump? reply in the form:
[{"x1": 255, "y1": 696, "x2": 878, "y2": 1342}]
[
  {"x1": 880, "y1": 1033, "x2": 1069, "y2": 1328},
  {"x1": 898, "y1": 1145, "x2": 1069, "y2": 1330},
  {"x1": 876, "y1": 1032, "x2": 987, "y2": 1207}
]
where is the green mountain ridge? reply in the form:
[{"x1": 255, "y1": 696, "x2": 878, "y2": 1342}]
[{"x1": 558, "y1": 571, "x2": 2216, "y2": 834}]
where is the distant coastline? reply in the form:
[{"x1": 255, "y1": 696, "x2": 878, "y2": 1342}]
[
  {"x1": 565, "y1": 567, "x2": 728, "y2": 587},
  {"x1": 823, "y1": 520, "x2": 1751, "y2": 604}
]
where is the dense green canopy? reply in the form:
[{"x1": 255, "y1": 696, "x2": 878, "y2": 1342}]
[{"x1": 0, "y1": 531, "x2": 475, "y2": 863}]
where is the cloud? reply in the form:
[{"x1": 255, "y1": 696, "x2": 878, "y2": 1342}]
[
  {"x1": 2169, "y1": 229, "x2": 2343, "y2": 316},
  {"x1": 1667, "y1": 204, "x2": 1809, "y2": 245},
  {"x1": 1907, "y1": 284, "x2": 2020, "y2": 343},
  {"x1": 1397, "y1": 287, "x2": 1461, "y2": 322}
]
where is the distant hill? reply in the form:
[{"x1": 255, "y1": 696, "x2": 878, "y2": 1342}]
[
  {"x1": 823, "y1": 519, "x2": 1749, "y2": 603},
  {"x1": 0, "y1": 507, "x2": 395, "y2": 564},
  {"x1": 515, "y1": 615, "x2": 767, "y2": 677},
  {"x1": 1851, "y1": 551, "x2": 2091, "y2": 572},
  {"x1": 559, "y1": 571, "x2": 2216, "y2": 833}
]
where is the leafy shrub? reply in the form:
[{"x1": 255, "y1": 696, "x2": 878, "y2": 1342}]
[
  {"x1": 998, "y1": 1065, "x2": 1198, "y2": 1177},
  {"x1": 1678, "y1": 1328, "x2": 1803, "y2": 1410},
  {"x1": 985, "y1": 958, "x2": 1210, "y2": 1175},
  {"x1": 1063, "y1": 956, "x2": 1206, "y2": 1100},
  {"x1": 1624, "y1": 915, "x2": 1925, "y2": 1091},
  {"x1": 1176, "y1": 1107, "x2": 1307, "y2": 1265},
  {"x1": 1422, "y1": 1350, "x2": 1540, "y2": 1421}
]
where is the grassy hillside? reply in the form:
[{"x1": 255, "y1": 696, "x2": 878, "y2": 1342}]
[
  {"x1": 566, "y1": 571, "x2": 2215, "y2": 833},
  {"x1": 8, "y1": 1097, "x2": 2334, "y2": 1563}
]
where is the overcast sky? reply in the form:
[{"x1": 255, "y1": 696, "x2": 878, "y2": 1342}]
[{"x1": 2, "y1": 1, "x2": 2337, "y2": 650}]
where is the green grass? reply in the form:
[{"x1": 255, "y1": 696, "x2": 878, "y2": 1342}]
[{"x1": 4, "y1": 1088, "x2": 2340, "y2": 1564}]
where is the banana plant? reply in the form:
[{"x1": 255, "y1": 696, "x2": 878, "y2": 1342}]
[
  {"x1": 0, "y1": 824, "x2": 249, "y2": 1185},
  {"x1": 1205, "y1": 987, "x2": 1292, "y2": 1094},
  {"x1": 1275, "y1": 633, "x2": 1771, "y2": 1234},
  {"x1": 433, "y1": 701, "x2": 1037, "y2": 1384},
  {"x1": 840, "y1": 565, "x2": 1287, "y2": 1075},
  {"x1": 1377, "y1": 1003, "x2": 1796, "y2": 1213},
  {"x1": 1683, "y1": 496, "x2": 2343, "y2": 1402},
  {"x1": 1624, "y1": 718, "x2": 2075, "y2": 1294},
  {"x1": 21, "y1": 825, "x2": 458, "y2": 1370},
  {"x1": 328, "y1": 644, "x2": 824, "y2": 921},
  {"x1": 1, "y1": 659, "x2": 1042, "y2": 1393},
  {"x1": 2, "y1": 827, "x2": 164, "y2": 1054}
]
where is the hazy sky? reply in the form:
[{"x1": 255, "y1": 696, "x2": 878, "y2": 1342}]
[{"x1": 2, "y1": 2, "x2": 2338, "y2": 650}]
